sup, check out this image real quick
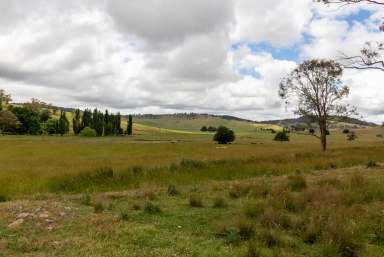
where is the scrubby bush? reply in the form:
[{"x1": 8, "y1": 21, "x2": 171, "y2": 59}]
[
  {"x1": 120, "y1": 209, "x2": 130, "y2": 221},
  {"x1": 343, "y1": 128, "x2": 350, "y2": 134},
  {"x1": 0, "y1": 194, "x2": 8, "y2": 202},
  {"x1": 213, "y1": 196, "x2": 227, "y2": 208},
  {"x1": 274, "y1": 131, "x2": 289, "y2": 142},
  {"x1": 367, "y1": 160, "x2": 378, "y2": 168},
  {"x1": 347, "y1": 132, "x2": 357, "y2": 141},
  {"x1": 81, "y1": 193, "x2": 91, "y2": 206},
  {"x1": 200, "y1": 126, "x2": 207, "y2": 132},
  {"x1": 229, "y1": 183, "x2": 250, "y2": 198},
  {"x1": 80, "y1": 127, "x2": 97, "y2": 137},
  {"x1": 144, "y1": 202, "x2": 161, "y2": 214},
  {"x1": 93, "y1": 202, "x2": 104, "y2": 213},
  {"x1": 288, "y1": 173, "x2": 307, "y2": 192},
  {"x1": 179, "y1": 159, "x2": 205, "y2": 169},
  {"x1": 309, "y1": 128, "x2": 315, "y2": 135},
  {"x1": 213, "y1": 126, "x2": 235, "y2": 144},
  {"x1": 167, "y1": 184, "x2": 179, "y2": 196},
  {"x1": 189, "y1": 194, "x2": 203, "y2": 207}
]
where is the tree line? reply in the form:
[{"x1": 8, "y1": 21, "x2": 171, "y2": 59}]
[{"x1": 0, "y1": 91, "x2": 133, "y2": 136}]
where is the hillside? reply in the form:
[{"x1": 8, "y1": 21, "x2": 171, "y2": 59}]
[
  {"x1": 131, "y1": 113, "x2": 278, "y2": 133},
  {"x1": 261, "y1": 116, "x2": 378, "y2": 129}
]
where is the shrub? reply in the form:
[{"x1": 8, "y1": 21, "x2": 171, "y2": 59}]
[
  {"x1": 213, "y1": 126, "x2": 235, "y2": 144},
  {"x1": 143, "y1": 202, "x2": 161, "y2": 214},
  {"x1": 325, "y1": 129, "x2": 330, "y2": 136},
  {"x1": 189, "y1": 194, "x2": 203, "y2": 207},
  {"x1": 200, "y1": 126, "x2": 208, "y2": 132},
  {"x1": 244, "y1": 201, "x2": 265, "y2": 218},
  {"x1": 347, "y1": 132, "x2": 357, "y2": 141},
  {"x1": 367, "y1": 160, "x2": 378, "y2": 168},
  {"x1": 0, "y1": 194, "x2": 8, "y2": 202},
  {"x1": 81, "y1": 193, "x2": 91, "y2": 206},
  {"x1": 213, "y1": 196, "x2": 227, "y2": 208},
  {"x1": 287, "y1": 174, "x2": 307, "y2": 192},
  {"x1": 167, "y1": 184, "x2": 179, "y2": 196},
  {"x1": 229, "y1": 183, "x2": 250, "y2": 198},
  {"x1": 309, "y1": 128, "x2": 315, "y2": 135},
  {"x1": 132, "y1": 203, "x2": 141, "y2": 210},
  {"x1": 247, "y1": 243, "x2": 271, "y2": 257},
  {"x1": 377, "y1": 134, "x2": 383, "y2": 138},
  {"x1": 179, "y1": 159, "x2": 205, "y2": 169},
  {"x1": 93, "y1": 202, "x2": 104, "y2": 213},
  {"x1": 79, "y1": 127, "x2": 97, "y2": 137},
  {"x1": 273, "y1": 131, "x2": 289, "y2": 142},
  {"x1": 120, "y1": 209, "x2": 129, "y2": 221},
  {"x1": 343, "y1": 128, "x2": 350, "y2": 134}
]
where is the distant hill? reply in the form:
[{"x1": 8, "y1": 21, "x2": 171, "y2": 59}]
[{"x1": 261, "y1": 116, "x2": 378, "y2": 129}]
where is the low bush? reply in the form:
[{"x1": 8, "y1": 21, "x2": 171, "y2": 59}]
[
  {"x1": 213, "y1": 196, "x2": 227, "y2": 208},
  {"x1": 189, "y1": 194, "x2": 203, "y2": 207},
  {"x1": 244, "y1": 201, "x2": 265, "y2": 218},
  {"x1": 0, "y1": 194, "x2": 8, "y2": 202},
  {"x1": 213, "y1": 126, "x2": 235, "y2": 144},
  {"x1": 120, "y1": 209, "x2": 129, "y2": 221},
  {"x1": 367, "y1": 160, "x2": 378, "y2": 168},
  {"x1": 229, "y1": 183, "x2": 251, "y2": 198},
  {"x1": 93, "y1": 202, "x2": 104, "y2": 213},
  {"x1": 287, "y1": 173, "x2": 307, "y2": 192},
  {"x1": 79, "y1": 127, "x2": 97, "y2": 137},
  {"x1": 167, "y1": 184, "x2": 179, "y2": 196},
  {"x1": 273, "y1": 132, "x2": 289, "y2": 142},
  {"x1": 143, "y1": 202, "x2": 161, "y2": 214},
  {"x1": 343, "y1": 129, "x2": 350, "y2": 134},
  {"x1": 179, "y1": 159, "x2": 205, "y2": 169}
]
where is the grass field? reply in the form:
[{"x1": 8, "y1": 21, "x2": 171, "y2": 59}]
[{"x1": 1, "y1": 126, "x2": 384, "y2": 256}]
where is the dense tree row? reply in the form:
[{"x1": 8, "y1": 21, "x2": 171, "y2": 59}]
[
  {"x1": 0, "y1": 90, "x2": 133, "y2": 136},
  {"x1": 72, "y1": 108, "x2": 129, "y2": 136}
]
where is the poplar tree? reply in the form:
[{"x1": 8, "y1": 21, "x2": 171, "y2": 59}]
[
  {"x1": 73, "y1": 109, "x2": 81, "y2": 135},
  {"x1": 127, "y1": 115, "x2": 133, "y2": 135}
]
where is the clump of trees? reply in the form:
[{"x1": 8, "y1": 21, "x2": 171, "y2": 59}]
[
  {"x1": 201, "y1": 126, "x2": 217, "y2": 132},
  {"x1": 72, "y1": 108, "x2": 125, "y2": 137},
  {"x1": 274, "y1": 131, "x2": 290, "y2": 142},
  {"x1": 213, "y1": 126, "x2": 235, "y2": 144},
  {"x1": 279, "y1": 59, "x2": 354, "y2": 151}
]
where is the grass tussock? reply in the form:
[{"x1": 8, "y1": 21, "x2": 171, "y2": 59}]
[{"x1": 189, "y1": 194, "x2": 203, "y2": 207}]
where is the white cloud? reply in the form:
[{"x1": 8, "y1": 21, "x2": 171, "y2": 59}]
[{"x1": 0, "y1": 0, "x2": 382, "y2": 122}]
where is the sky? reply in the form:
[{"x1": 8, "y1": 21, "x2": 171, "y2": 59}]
[{"x1": 0, "y1": 0, "x2": 383, "y2": 122}]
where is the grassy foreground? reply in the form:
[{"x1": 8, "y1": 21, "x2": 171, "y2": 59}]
[
  {"x1": 1, "y1": 165, "x2": 384, "y2": 257},
  {"x1": 1, "y1": 127, "x2": 384, "y2": 256}
]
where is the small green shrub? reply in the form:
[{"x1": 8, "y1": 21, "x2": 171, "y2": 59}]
[
  {"x1": 273, "y1": 131, "x2": 289, "y2": 142},
  {"x1": 229, "y1": 183, "x2": 250, "y2": 198},
  {"x1": 93, "y1": 202, "x2": 104, "y2": 213},
  {"x1": 189, "y1": 194, "x2": 203, "y2": 207},
  {"x1": 244, "y1": 201, "x2": 265, "y2": 218},
  {"x1": 79, "y1": 127, "x2": 97, "y2": 137},
  {"x1": 0, "y1": 194, "x2": 8, "y2": 202},
  {"x1": 287, "y1": 174, "x2": 307, "y2": 192},
  {"x1": 367, "y1": 160, "x2": 378, "y2": 168},
  {"x1": 132, "y1": 203, "x2": 141, "y2": 210},
  {"x1": 81, "y1": 193, "x2": 91, "y2": 206},
  {"x1": 343, "y1": 129, "x2": 350, "y2": 134},
  {"x1": 213, "y1": 126, "x2": 235, "y2": 144},
  {"x1": 144, "y1": 202, "x2": 161, "y2": 214},
  {"x1": 120, "y1": 210, "x2": 129, "y2": 221},
  {"x1": 167, "y1": 184, "x2": 179, "y2": 196},
  {"x1": 377, "y1": 134, "x2": 383, "y2": 138},
  {"x1": 213, "y1": 196, "x2": 227, "y2": 208},
  {"x1": 179, "y1": 159, "x2": 205, "y2": 169}
]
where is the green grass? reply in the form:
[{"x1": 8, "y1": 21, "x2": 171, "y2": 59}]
[{"x1": 1, "y1": 166, "x2": 384, "y2": 257}]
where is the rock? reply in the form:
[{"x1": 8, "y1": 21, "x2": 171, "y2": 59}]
[
  {"x1": 17, "y1": 212, "x2": 31, "y2": 219},
  {"x1": 8, "y1": 219, "x2": 24, "y2": 229},
  {"x1": 39, "y1": 212, "x2": 50, "y2": 219}
]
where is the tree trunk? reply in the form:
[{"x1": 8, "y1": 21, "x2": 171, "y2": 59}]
[{"x1": 319, "y1": 118, "x2": 327, "y2": 151}]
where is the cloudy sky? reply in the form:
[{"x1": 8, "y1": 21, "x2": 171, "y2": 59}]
[{"x1": 0, "y1": 0, "x2": 383, "y2": 122}]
